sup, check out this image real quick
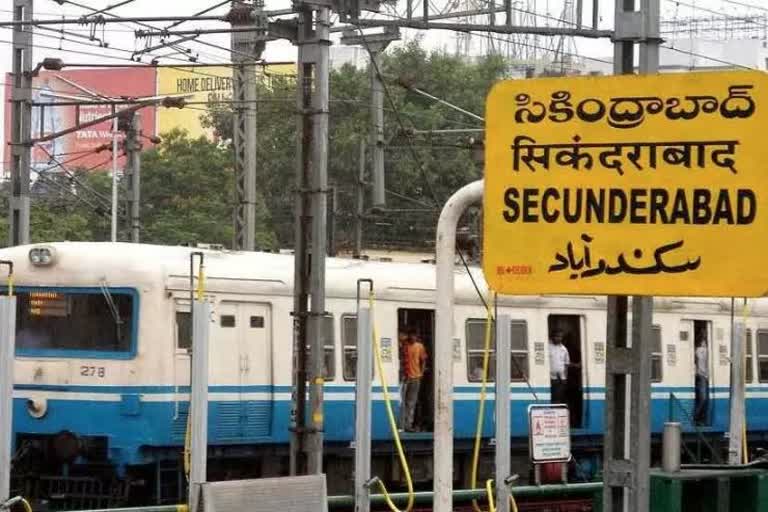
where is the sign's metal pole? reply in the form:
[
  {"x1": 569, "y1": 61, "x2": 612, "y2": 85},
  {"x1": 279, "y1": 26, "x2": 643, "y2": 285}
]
[
  {"x1": 188, "y1": 300, "x2": 210, "y2": 512},
  {"x1": 434, "y1": 179, "x2": 483, "y2": 512},
  {"x1": 354, "y1": 308, "x2": 372, "y2": 512},
  {"x1": 728, "y1": 320, "x2": 746, "y2": 464},
  {"x1": 0, "y1": 296, "x2": 17, "y2": 502},
  {"x1": 495, "y1": 315, "x2": 511, "y2": 512}
]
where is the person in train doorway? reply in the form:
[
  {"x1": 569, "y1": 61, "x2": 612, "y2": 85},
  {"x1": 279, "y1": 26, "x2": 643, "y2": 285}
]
[
  {"x1": 401, "y1": 329, "x2": 428, "y2": 432},
  {"x1": 694, "y1": 332, "x2": 709, "y2": 425},
  {"x1": 549, "y1": 329, "x2": 570, "y2": 406}
]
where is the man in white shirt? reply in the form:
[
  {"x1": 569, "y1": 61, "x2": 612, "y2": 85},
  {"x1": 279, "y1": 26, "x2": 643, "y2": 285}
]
[
  {"x1": 694, "y1": 333, "x2": 709, "y2": 425},
  {"x1": 549, "y1": 329, "x2": 570, "y2": 405}
]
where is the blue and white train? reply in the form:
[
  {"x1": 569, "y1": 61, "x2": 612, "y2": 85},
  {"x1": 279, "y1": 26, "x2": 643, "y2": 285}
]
[{"x1": 3, "y1": 242, "x2": 767, "y2": 508}]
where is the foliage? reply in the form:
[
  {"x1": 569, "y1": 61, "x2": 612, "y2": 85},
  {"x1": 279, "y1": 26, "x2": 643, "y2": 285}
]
[
  {"x1": 1, "y1": 42, "x2": 508, "y2": 251},
  {"x1": 203, "y1": 42, "x2": 508, "y2": 251}
]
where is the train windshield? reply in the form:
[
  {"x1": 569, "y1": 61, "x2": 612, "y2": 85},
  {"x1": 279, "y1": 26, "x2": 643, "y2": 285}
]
[{"x1": 14, "y1": 288, "x2": 135, "y2": 356}]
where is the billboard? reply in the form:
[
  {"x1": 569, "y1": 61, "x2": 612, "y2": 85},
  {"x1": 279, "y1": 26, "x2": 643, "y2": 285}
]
[
  {"x1": 3, "y1": 67, "x2": 158, "y2": 174},
  {"x1": 156, "y1": 63, "x2": 295, "y2": 140}
]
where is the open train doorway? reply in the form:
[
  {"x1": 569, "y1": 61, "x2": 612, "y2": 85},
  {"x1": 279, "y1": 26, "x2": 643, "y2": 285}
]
[
  {"x1": 398, "y1": 308, "x2": 435, "y2": 432},
  {"x1": 548, "y1": 315, "x2": 584, "y2": 428},
  {"x1": 692, "y1": 319, "x2": 712, "y2": 426}
]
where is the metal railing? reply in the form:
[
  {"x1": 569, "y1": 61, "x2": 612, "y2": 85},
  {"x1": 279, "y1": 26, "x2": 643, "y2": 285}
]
[{"x1": 667, "y1": 392, "x2": 721, "y2": 464}]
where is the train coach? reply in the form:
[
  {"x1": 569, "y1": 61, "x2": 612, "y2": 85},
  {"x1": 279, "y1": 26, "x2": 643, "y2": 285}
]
[{"x1": 3, "y1": 242, "x2": 767, "y2": 509}]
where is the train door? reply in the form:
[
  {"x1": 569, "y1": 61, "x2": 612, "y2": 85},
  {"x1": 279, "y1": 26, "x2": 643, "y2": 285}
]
[
  {"x1": 173, "y1": 300, "x2": 193, "y2": 442},
  {"x1": 548, "y1": 314, "x2": 584, "y2": 429},
  {"x1": 681, "y1": 319, "x2": 712, "y2": 426},
  {"x1": 215, "y1": 302, "x2": 273, "y2": 438},
  {"x1": 398, "y1": 308, "x2": 435, "y2": 432}
]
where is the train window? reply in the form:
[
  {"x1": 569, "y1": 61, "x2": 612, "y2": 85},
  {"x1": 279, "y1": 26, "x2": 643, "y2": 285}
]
[
  {"x1": 466, "y1": 319, "x2": 496, "y2": 382},
  {"x1": 342, "y1": 315, "x2": 357, "y2": 381},
  {"x1": 304, "y1": 315, "x2": 335, "y2": 380},
  {"x1": 176, "y1": 312, "x2": 192, "y2": 350},
  {"x1": 510, "y1": 320, "x2": 529, "y2": 382},
  {"x1": 250, "y1": 316, "x2": 264, "y2": 328},
  {"x1": 465, "y1": 319, "x2": 529, "y2": 382},
  {"x1": 757, "y1": 330, "x2": 768, "y2": 383},
  {"x1": 651, "y1": 325, "x2": 662, "y2": 383},
  {"x1": 746, "y1": 329, "x2": 754, "y2": 383},
  {"x1": 15, "y1": 289, "x2": 134, "y2": 354},
  {"x1": 220, "y1": 315, "x2": 236, "y2": 328}
]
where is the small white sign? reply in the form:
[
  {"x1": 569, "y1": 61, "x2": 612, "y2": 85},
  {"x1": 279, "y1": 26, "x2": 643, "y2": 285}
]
[{"x1": 528, "y1": 404, "x2": 571, "y2": 463}]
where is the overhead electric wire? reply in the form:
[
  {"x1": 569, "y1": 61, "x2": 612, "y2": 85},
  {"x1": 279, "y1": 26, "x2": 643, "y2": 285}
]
[
  {"x1": 351, "y1": 24, "x2": 441, "y2": 207},
  {"x1": 661, "y1": 44, "x2": 758, "y2": 70},
  {"x1": 718, "y1": 0, "x2": 768, "y2": 12},
  {"x1": 37, "y1": 145, "x2": 116, "y2": 209},
  {"x1": 49, "y1": 0, "x2": 229, "y2": 64}
]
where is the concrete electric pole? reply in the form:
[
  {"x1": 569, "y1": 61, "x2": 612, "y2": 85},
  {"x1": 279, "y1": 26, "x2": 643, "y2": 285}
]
[
  {"x1": 290, "y1": 5, "x2": 331, "y2": 477},
  {"x1": 341, "y1": 27, "x2": 400, "y2": 209},
  {"x1": 9, "y1": 0, "x2": 34, "y2": 246},
  {"x1": 121, "y1": 111, "x2": 143, "y2": 243}
]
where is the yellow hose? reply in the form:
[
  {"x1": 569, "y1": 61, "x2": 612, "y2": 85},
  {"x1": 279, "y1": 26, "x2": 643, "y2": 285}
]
[
  {"x1": 486, "y1": 479, "x2": 495, "y2": 512},
  {"x1": 196, "y1": 263, "x2": 205, "y2": 302},
  {"x1": 470, "y1": 295, "x2": 519, "y2": 512},
  {"x1": 485, "y1": 479, "x2": 518, "y2": 512},
  {"x1": 183, "y1": 413, "x2": 191, "y2": 480},
  {"x1": 368, "y1": 292, "x2": 414, "y2": 512},
  {"x1": 2, "y1": 497, "x2": 32, "y2": 512},
  {"x1": 470, "y1": 297, "x2": 495, "y2": 512}
]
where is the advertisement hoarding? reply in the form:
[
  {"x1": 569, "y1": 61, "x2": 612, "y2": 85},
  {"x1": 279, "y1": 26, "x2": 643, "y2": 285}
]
[{"x1": 3, "y1": 67, "x2": 157, "y2": 174}]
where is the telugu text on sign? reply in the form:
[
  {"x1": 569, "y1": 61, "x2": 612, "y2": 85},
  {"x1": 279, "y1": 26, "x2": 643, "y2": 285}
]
[{"x1": 483, "y1": 71, "x2": 768, "y2": 297}]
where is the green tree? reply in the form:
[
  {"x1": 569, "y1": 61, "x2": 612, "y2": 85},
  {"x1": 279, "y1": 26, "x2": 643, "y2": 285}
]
[
  {"x1": 139, "y1": 129, "x2": 276, "y2": 248},
  {"x1": 0, "y1": 129, "x2": 276, "y2": 249},
  {"x1": 203, "y1": 41, "x2": 507, "y2": 251}
]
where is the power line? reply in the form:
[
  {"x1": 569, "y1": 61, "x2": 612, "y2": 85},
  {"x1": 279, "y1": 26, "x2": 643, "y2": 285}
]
[
  {"x1": 719, "y1": 0, "x2": 768, "y2": 12},
  {"x1": 661, "y1": 43, "x2": 759, "y2": 70}
]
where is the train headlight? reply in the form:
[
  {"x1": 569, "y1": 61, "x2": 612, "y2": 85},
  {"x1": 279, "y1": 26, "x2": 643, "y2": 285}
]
[{"x1": 29, "y1": 246, "x2": 56, "y2": 267}]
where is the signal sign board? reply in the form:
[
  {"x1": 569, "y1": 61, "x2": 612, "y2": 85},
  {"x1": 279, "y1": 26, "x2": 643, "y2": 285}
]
[
  {"x1": 528, "y1": 404, "x2": 571, "y2": 463},
  {"x1": 483, "y1": 71, "x2": 768, "y2": 297}
]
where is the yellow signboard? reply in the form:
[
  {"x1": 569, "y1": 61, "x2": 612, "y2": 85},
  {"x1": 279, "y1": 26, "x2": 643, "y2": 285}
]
[
  {"x1": 156, "y1": 64, "x2": 295, "y2": 140},
  {"x1": 483, "y1": 71, "x2": 768, "y2": 297}
]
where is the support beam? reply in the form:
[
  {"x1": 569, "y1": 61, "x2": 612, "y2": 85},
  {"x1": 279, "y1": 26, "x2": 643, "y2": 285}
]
[
  {"x1": 124, "y1": 112, "x2": 142, "y2": 243},
  {"x1": 728, "y1": 318, "x2": 746, "y2": 464},
  {"x1": 354, "y1": 308, "x2": 372, "y2": 512},
  {"x1": 188, "y1": 300, "x2": 211, "y2": 512},
  {"x1": 495, "y1": 315, "x2": 511, "y2": 512},
  {"x1": 290, "y1": 6, "x2": 313, "y2": 476},
  {"x1": 603, "y1": 0, "x2": 658, "y2": 508},
  {"x1": 231, "y1": 0, "x2": 266, "y2": 251},
  {"x1": 354, "y1": 140, "x2": 365, "y2": 258},
  {"x1": 9, "y1": 0, "x2": 33, "y2": 246},
  {"x1": 434, "y1": 179, "x2": 483, "y2": 512},
  {"x1": 0, "y1": 295, "x2": 18, "y2": 502},
  {"x1": 307, "y1": 5, "x2": 331, "y2": 475},
  {"x1": 340, "y1": 27, "x2": 399, "y2": 209}
]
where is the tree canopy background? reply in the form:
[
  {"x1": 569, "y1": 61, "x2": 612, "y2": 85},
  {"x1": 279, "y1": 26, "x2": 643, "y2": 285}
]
[{"x1": 0, "y1": 42, "x2": 507, "y2": 251}]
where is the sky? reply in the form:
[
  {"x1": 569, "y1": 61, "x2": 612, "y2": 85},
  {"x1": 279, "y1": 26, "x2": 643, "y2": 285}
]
[{"x1": 0, "y1": 0, "x2": 761, "y2": 147}]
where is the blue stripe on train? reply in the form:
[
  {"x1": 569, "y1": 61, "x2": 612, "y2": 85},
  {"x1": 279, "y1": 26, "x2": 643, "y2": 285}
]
[{"x1": 12, "y1": 388, "x2": 759, "y2": 471}]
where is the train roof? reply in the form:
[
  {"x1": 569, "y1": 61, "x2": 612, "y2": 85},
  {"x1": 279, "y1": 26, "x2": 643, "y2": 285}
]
[{"x1": 0, "y1": 241, "x2": 761, "y2": 314}]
